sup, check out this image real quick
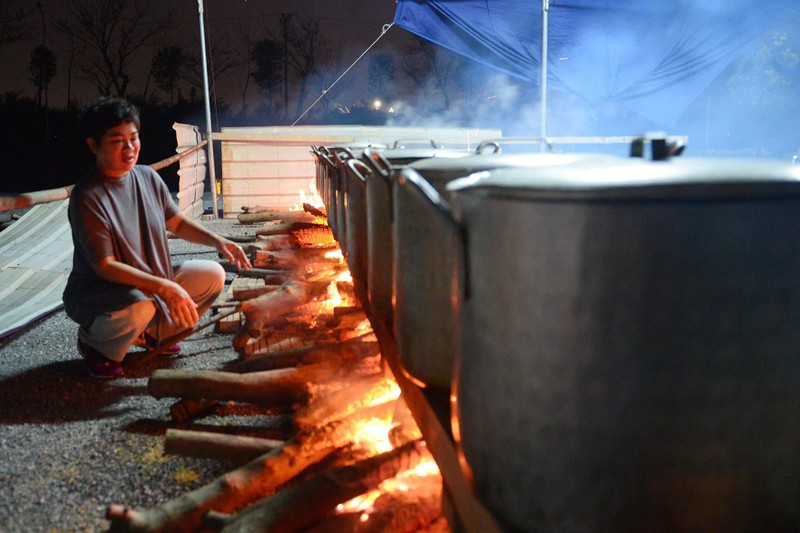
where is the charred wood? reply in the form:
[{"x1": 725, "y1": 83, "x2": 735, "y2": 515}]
[
  {"x1": 205, "y1": 440, "x2": 426, "y2": 533},
  {"x1": 147, "y1": 363, "x2": 341, "y2": 406},
  {"x1": 106, "y1": 402, "x2": 397, "y2": 532},
  {"x1": 164, "y1": 429, "x2": 283, "y2": 465},
  {"x1": 233, "y1": 339, "x2": 379, "y2": 374}
]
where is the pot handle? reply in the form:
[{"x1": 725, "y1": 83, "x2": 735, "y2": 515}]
[
  {"x1": 392, "y1": 139, "x2": 440, "y2": 149},
  {"x1": 396, "y1": 170, "x2": 470, "y2": 299},
  {"x1": 346, "y1": 158, "x2": 371, "y2": 184},
  {"x1": 476, "y1": 137, "x2": 554, "y2": 154},
  {"x1": 362, "y1": 147, "x2": 392, "y2": 182}
]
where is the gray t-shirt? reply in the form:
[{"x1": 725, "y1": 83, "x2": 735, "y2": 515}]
[{"x1": 63, "y1": 165, "x2": 180, "y2": 328}]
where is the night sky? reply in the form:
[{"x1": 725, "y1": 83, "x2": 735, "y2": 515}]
[{"x1": 0, "y1": 0, "x2": 403, "y2": 109}]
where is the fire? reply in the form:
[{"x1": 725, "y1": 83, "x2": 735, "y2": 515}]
[{"x1": 290, "y1": 180, "x2": 325, "y2": 212}]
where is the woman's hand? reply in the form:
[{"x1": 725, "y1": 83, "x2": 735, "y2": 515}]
[
  {"x1": 156, "y1": 280, "x2": 199, "y2": 329},
  {"x1": 219, "y1": 239, "x2": 252, "y2": 271}
]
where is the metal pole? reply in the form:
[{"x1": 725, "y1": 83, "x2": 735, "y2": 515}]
[
  {"x1": 540, "y1": 0, "x2": 549, "y2": 142},
  {"x1": 197, "y1": 0, "x2": 219, "y2": 218}
]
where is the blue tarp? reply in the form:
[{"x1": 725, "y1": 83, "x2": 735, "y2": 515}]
[{"x1": 394, "y1": 0, "x2": 788, "y2": 126}]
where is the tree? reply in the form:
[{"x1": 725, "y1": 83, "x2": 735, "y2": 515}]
[
  {"x1": 285, "y1": 16, "x2": 332, "y2": 119},
  {"x1": 367, "y1": 52, "x2": 396, "y2": 102},
  {"x1": 0, "y1": 0, "x2": 31, "y2": 47},
  {"x1": 29, "y1": 45, "x2": 56, "y2": 107},
  {"x1": 251, "y1": 38, "x2": 283, "y2": 111},
  {"x1": 152, "y1": 45, "x2": 188, "y2": 104},
  {"x1": 55, "y1": 0, "x2": 176, "y2": 97},
  {"x1": 401, "y1": 37, "x2": 462, "y2": 112}
]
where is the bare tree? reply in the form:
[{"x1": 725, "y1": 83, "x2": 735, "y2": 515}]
[
  {"x1": 151, "y1": 45, "x2": 188, "y2": 104},
  {"x1": 29, "y1": 44, "x2": 56, "y2": 107},
  {"x1": 368, "y1": 52, "x2": 396, "y2": 102},
  {"x1": 401, "y1": 37, "x2": 462, "y2": 111},
  {"x1": 0, "y1": 0, "x2": 32, "y2": 47},
  {"x1": 251, "y1": 38, "x2": 283, "y2": 114},
  {"x1": 285, "y1": 16, "x2": 332, "y2": 119},
  {"x1": 55, "y1": 0, "x2": 176, "y2": 97}
]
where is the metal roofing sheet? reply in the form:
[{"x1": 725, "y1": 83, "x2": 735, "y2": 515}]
[{"x1": 0, "y1": 200, "x2": 72, "y2": 338}]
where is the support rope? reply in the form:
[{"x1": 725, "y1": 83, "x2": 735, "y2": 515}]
[{"x1": 292, "y1": 22, "x2": 395, "y2": 126}]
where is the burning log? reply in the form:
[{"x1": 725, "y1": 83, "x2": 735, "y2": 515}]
[
  {"x1": 255, "y1": 220, "x2": 329, "y2": 237},
  {"x1": 238, "y1": 209, "x2": 319, "y2": 225},
  {"x1": 232, "y1": 281, "x2": 330, "y2": 352},
  {"x1": 251, "y1": 247, "x2": 337, "y2": 270},
  {"x1": 303, "y1": 202, "x2": 326, "y2": 218},
  {"x1": 147, "y1": 363, "x2": 341, "y2": 406},
  {"x1": 218, "y1": 260, "x2": 290, "y2": 284},
  {"x1": 106, "y1": 402, "x2": 397, "y2": 533},
  {"x1": 247, "y1": 234, "x2": 299, "y2": 252},
  {"x1": 203, "y1": 440, "x2": 426, "y2": 533},
  {"x1": 164, "y1": 429, "x2": 283, "y2": 465},
  {"x1": 306, "y1": 490, "x2": 444, "y2": 533},
  {"x1": 233, "y1": 339, "x2": 380, "y2": 374},
  {"x1": 295, "y1": 375, "x2": 399, "y2": 431}
]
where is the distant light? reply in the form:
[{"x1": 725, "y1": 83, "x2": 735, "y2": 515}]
[
  {"x1": 559, "y1": 57, "x2": 569, "y2": 61},
  {"x1": 388, "y1": 106, "x2": 395, "y2": 114},
  {"x1": 373, "y1": 99, "x2": 382, "y2": 110}
]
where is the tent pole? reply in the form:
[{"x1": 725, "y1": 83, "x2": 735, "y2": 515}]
[
  {"x1": 197, "y1": 0, "x2": 219, "y2": 219},
  {"x1": 540, "y1": 0, "x2": 549, "y2": 142}
]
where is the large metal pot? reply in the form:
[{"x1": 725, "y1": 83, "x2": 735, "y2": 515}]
[
  {"x1": 362, "y1": 142, "x2": 473, "y2": 327},
  {"x1": 342, "y1": 158, "x2": 373, "y2": 287},
  {"x1": 310, "y1": 146, "x2": 337, "y2": 236},
  {"x1": 394, "y1": 152, "x2": 616, "y2": 389},
  {"x1": 435, "y1": 157, "x2": 800, "y2": 531}
]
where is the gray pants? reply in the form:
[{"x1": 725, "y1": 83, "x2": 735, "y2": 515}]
[{"x1": 77, "y1": 260, "x2": 226, "y2": 362}]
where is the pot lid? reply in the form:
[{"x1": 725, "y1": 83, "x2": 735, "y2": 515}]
[
  {"x1": 378, "y1": 147, "x2": 473, "y2": 166},
  {"x1": 408, "y1": 152, "x2": 617, "y2": 185},
  {"x1": 446, "y1": 158, "x2": 800, "y2": 201}
]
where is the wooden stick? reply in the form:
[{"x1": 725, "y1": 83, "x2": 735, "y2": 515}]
[
  {"x1": 169, "y1": 398, "x2": 221, "y2": 422},
  {"x1": 295, "y1": 375, "x2": 398, "y2": 431},
  {"x1": 106, "y1": 402, "x2": 397, "y2": 532},
  {"x1": 206, "y1": 440, "x2": 426, "y2": 533},
  {"x1": 164, "y1": 429, "x2": 283, "y2": 465},
  {"x1": 233, "y1": 340, "x2": 380, "y2": 374},
  {"x1": 255, "y1": 221, "x2": 329, "y2": 237},
  {"x1": 148, "y1": 363, "x2": 340, "y2": 406}
]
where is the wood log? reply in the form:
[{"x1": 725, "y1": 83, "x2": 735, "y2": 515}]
[
  {"x1": 169, "y1": 398, "x2": 221, "y2": 422},
  {"x1": 205, "y1": 440, "x2": 426, "y2": 533},
  {"x1": 251, "y1": 247, "x2": 337, "y2": 270},
  {"x1": 305, "y1": 490, "x2": 443, "y2": 533},
  {"x1": 218, "y1": 260, "x2": 290, "y2": 284},
  {"x1": 106, "y1": 402, "x2": 397, "y2": 532},
  {"x1": 255, "y1": 221, "x2": 328, "y2": 237},
  {"x1": 295, "y1": 375, "x2": 399, "y2": 431},
  {"x1": 233, "y1": 281, "x2": 331, "y2": 352},
  {"x1": 303, "y1": 202, "x2": 326, "y2": 218},
  {"x1": 293, "y1": 225, "x2": 334, "y2": 247},
  {"x1": 147, "y1": 363, "x2": 341, "y2": 406},
  {"x1": 238, "y1": 210, "x2": 319, "y2": 225},
  {"x1": 231, "y1": 283, "x2": 280, "y2": 302},
  {"x1": 233, "y1": 339, "x2": 379, "y2": 374},
  {"x1": 164, "y1": 429, "x2": 283, "y2": 465},
  {"x1": 248, "y1": 234, "x2": 299, "y2": 252}
]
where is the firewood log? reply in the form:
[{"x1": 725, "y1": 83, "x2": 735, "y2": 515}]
[
  {"x1": 106, "y1": 402, "x2": 397, "y2": 533},
  {"x1": 304, "y1": 490, "x2": 444, "y2": 533},
  {"x1": 238, "y1": 210, "x2": 319, "y2": 225},
  {"x1": 232, "y1": 281, "x2": 331, "y2": 352},
  {"x1": 249, "y1": 234, "x2": 299, "y2": 252},
  {"x1": 233, "y1": 339, "x2": 380, "y2": 374},
  {"x1": 295, "y1": 375, "x2": 399, "y2": 431},
  {"x1": 148, "y1": 363, "x2": 341, "y2": 406},
  {"x1": 169, "y1": 398, "x2": 221, "y2": 422},
  {"x1": 255, "y1": 220, "x2": 328, "y2": 237},
  {"x1": 251, "y1": 247, "x2": 338, "y2": 270},
  {"x1": 218, "y1": 260, "x2": 290, "y2": 284},
  {"x1": 203, "y1": 440, "x2": 426, "y2": 533},
  {"x1": 303, "y1": 202, "x2": 326, "y2": 218},
  {"x1": 164, "y1": 429, "x2": 283, "y2": 465}
]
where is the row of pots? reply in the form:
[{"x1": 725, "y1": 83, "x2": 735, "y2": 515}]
[{"x1": 311, "y1": 139, "x2": 800, "y2": 531}]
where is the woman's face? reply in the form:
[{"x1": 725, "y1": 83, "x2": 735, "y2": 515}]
[{"x1": 88, "y1": 121, "x2": 140, "y2": 178}]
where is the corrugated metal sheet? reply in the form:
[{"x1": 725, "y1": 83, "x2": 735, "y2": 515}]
[{"x1": 0, "y1": 200, "x2": 72, "y2": 338}]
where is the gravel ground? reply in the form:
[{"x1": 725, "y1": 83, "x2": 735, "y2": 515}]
[{"x1": 0, "y1": 217, "x2": 283, "y2": 533}]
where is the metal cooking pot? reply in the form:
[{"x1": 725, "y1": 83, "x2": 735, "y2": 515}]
[
  {"x1": 327, "y1": 143, "x2": 386, "y2": 256},
  {"x1": 342, "y1": 158, "x2": 373, "y2": 287},
  {"x1": 394, "y1": 152, "x2": 617, "y2": 389},
  {"x1": 362, "y1": 142, "x2": 473, "y2": 327},
  {"x1": 437, "y1": 157, "x2": 800, "y2": 531},
  {"x1": 311, "y1": 146, "x2": 337, "y2": 236}
]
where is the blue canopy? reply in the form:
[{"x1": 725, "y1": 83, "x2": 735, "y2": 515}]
[{"x1": 394, "y1": 0, "x2": 787, "y2": 127}]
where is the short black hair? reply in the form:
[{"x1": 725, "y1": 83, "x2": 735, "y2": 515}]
[{"x1": 80, "y1": 96, "x2": 141, "y2": 143}]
